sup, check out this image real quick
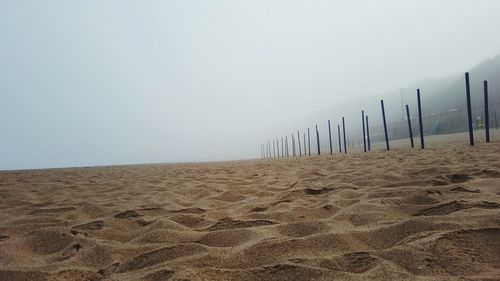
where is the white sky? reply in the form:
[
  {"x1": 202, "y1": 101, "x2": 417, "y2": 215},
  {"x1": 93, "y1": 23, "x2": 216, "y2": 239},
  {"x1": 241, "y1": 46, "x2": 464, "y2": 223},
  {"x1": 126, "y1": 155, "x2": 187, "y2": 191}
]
[{"x1": 1, "y1": 0, "x2": 500, "y2": 170}]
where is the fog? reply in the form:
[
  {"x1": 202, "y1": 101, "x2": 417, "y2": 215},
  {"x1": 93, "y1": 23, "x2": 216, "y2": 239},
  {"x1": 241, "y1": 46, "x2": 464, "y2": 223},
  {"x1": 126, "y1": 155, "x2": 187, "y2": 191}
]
[{"x1": 1, "y1": 0, "x2": 500, "y2": 170}]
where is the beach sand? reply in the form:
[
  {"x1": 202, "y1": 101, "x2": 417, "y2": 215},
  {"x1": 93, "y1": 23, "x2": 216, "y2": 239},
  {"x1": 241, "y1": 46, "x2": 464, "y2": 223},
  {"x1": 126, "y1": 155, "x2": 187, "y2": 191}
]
[{"x1": 1, "y1": 133, "x2": 500, "y2": 280}]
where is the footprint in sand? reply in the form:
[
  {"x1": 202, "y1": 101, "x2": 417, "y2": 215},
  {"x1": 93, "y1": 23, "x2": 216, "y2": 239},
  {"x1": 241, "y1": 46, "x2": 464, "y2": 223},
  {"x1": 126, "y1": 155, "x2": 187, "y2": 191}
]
[
  {"x1": 73, "y1": 220, "x2": 104, "y2": 231},
  {"x1": 413, "y1": 200, "x2": 500, "y2": 216},
  {"x1": 114, "y1": 210, "x2": 142, "y2": 219},
  {"x1": 205, "y1": 218, "x2": 277, "y2": 231},
  {"x1": 116, "y1": 244, "x2": 207, "y2": 272}
]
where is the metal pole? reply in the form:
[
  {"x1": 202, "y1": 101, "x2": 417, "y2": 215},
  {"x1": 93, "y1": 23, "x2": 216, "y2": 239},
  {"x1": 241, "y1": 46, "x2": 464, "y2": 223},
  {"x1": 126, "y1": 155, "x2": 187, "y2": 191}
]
[
  {"x1": 484, "y1": 80, "x2": 490, "y2": 142},
  {"x1": 381, "y1": 100, "x2": 390, "y2": 151},
  {"x1": 465, "y1": 72, "x2": 474, "y2": 145},
  {"x1": 328, "y1": 120, "x2": 333, "y2": 154},
  {"x1": 337, "y1": 124, "x2": 342, "y2": 153},
  {"x1": 292, "y1": 134, "x2": 296, "y2": 157},
  {"x1": 366, "y1": 115, "x2": 371, "y2": 151},
  {"x1": 316, "y1": 125, "x2": 321, "y2": 155},
  {"x1": 362, "y1": 110, "x2": 366, "y2": 152},
  {"x1": 342, "y1": 117, "x2": 347, "y2": 153},
  {"x1": 297, "y1": 130, "x2": 302, "y2": 156},
  {"x1": 406, "y1": 104, "x2": 414, "y2": 148},
  {"x1": 417, "y1": 89, "x2": 425, "y2": 149}
]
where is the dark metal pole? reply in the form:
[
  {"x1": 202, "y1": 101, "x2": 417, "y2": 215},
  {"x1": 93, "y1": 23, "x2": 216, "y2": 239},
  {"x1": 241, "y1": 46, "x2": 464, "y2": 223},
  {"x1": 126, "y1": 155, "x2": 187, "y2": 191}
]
[
  {"x1": 316, "y1": 125, "x2": 321, "y2": 155},
  {"x1": 307, "y1": 128, "x2": 311, "y2": 156},
  {"x1": 297, "y1": 130, "x2": 302, "y2": 156},
  {"x1": 361, "y1": 111, "x2": 366, "y2": 152},
  {"x1": 337, "y1": 124, "x2": 342, "y2": 153},
  {"x1": 417, "y1": 89, "x2": 425, "y2": 149},
  {"x1": 406, "y1": 104, "x2": 414, "y2": 148},
  {"x1": 366, "y1": 115, "x2": 371, "y2": 151},
  {"x1": 328, "y1": 120, "x2": 333, "y2": 154},
  {"x1": 465, "y1": 72, "x2": 474, "y2": 145},
  {"x1": 292, "y1": 135, "x2": 296, "y2": 157},
  {"x1": 342, "y1": 117, "x2": 347, "y2": 153},
  {"x1": 484, "y1": 80, "x2": 490, "y2": 142},
  {"x1": 381, "y1": 100, "x2": 390, "y2": 151}
]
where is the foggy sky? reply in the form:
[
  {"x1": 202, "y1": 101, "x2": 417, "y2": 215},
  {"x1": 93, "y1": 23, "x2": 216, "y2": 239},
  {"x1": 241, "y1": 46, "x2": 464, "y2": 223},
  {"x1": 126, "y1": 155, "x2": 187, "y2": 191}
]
[{"x1": 1, "y1": 0, "x2": 500, "y2": 170}]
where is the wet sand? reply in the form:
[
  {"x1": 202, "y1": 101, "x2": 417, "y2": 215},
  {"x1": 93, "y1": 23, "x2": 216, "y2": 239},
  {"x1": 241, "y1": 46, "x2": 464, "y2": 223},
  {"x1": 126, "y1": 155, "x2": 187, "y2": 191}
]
[{"x1": 1, "y1": 133, "x2": 500, "y2": 281}]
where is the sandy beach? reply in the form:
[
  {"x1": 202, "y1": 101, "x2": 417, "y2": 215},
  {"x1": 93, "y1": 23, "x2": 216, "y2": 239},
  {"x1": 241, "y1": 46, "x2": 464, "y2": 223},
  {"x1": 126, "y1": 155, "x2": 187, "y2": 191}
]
[{"x1": 1, "y1": 133, "x2": 499, "y2": 281}]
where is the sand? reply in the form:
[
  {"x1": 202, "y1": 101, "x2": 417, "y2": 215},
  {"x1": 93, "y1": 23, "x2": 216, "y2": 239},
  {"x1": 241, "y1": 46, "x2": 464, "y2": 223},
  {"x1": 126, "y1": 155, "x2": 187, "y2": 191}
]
[{"x1": 1, "y1": 134, "x2": 500, "y2": 281}]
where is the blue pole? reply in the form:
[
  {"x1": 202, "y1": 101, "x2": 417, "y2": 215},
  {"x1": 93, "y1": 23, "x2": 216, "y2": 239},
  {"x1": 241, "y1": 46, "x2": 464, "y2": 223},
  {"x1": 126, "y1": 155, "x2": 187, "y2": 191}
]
[
  {"x1": 484, "y1": 80, "x2": 490, "y2": 143},
  {"x1": 406, "y1": 104, "x2": 414, "y2": 148},
  {"x1": 342, "y1": 117, "x2": 347, "y2": 153},
  {"x1": 337, "y1": 124, "x2": 342, "y2": 153},
  {"x1": 417, "y1": 89, "x2": 425, "y2": 149},
  {"x1": 316, "y1": 125, "x2": 321, "y2": 155},
  {"x1": 328, "y1": 120, "x2": 333, "y2": 154},
  {"x1": 381, "y1": 100, "x2": 390, "y2": 151},
  {"x1": 365, "y1": 115, "x2": 371, "y2": 151},
  {"x1": 465, "y1": 72, "x2": 474, "y2": 146},
  {"x1": 361, "y1": 110, "x2": 366, "y2": 152}
]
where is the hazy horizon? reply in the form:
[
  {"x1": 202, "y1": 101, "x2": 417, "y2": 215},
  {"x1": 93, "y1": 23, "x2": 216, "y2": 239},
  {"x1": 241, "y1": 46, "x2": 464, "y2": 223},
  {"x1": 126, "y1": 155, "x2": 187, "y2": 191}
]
[{"x1": 2, "y1": 0, "x2": 500, "y2": 170}]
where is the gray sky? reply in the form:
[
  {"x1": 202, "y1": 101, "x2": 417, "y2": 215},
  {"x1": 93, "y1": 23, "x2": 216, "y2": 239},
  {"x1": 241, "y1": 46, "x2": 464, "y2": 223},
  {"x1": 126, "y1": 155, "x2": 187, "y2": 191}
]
[{"x1": 1, "y1": 0, "x2": 500, "y2": 170}]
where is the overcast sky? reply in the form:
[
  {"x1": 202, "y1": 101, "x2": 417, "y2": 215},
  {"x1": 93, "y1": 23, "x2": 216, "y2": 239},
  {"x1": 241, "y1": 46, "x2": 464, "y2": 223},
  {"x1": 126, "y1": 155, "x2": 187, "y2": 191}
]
[{"x1": 1, "y1": 0, "x2": 500, "y2": 170}]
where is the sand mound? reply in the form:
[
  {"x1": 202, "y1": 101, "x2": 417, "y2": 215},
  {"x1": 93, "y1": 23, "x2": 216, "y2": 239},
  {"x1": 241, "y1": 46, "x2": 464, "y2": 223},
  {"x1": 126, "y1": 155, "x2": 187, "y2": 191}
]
[
  {"x1": 198, "y1": 228, "x2": 256, "y2": 247},
  {"x1": 432, "y1": 228, "x2": 500, "y2": 276},
  {"x1": 27, "y1": 229, "x2": 73, "y2": 255},
  {"x1": 318, "y1": 252, "x2": 379, "y2": 273}
]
